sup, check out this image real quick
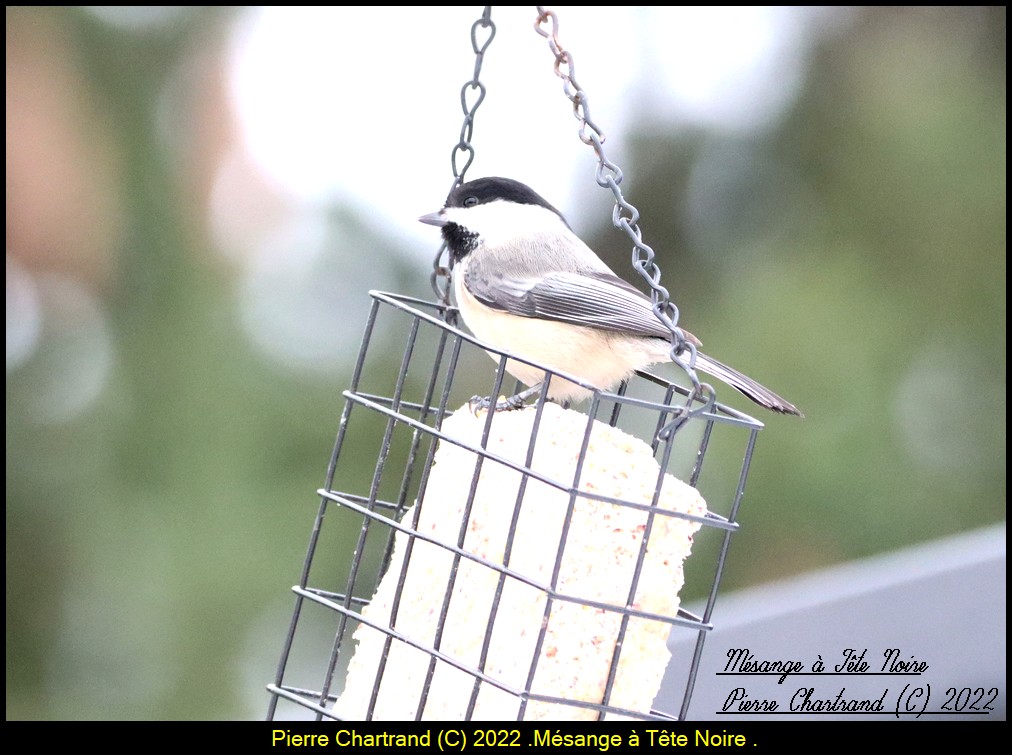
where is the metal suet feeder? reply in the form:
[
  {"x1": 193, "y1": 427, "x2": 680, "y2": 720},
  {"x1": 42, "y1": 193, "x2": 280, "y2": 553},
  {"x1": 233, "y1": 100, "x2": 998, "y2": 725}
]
[{"x1": 267, "y1": 6, "x2": 771, "y2": 721}]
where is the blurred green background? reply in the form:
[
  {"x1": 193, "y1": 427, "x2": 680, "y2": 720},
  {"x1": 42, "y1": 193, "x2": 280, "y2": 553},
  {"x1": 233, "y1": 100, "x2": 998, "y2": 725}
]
[{"x1": 6, "y1": 6, "x2": 1005, "y2": 719}]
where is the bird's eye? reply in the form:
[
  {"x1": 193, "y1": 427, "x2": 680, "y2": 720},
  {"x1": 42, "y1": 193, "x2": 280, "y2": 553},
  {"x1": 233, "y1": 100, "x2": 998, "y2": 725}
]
[{"x1": 463, "y1": 196, "x2": 479, "y2": 207}]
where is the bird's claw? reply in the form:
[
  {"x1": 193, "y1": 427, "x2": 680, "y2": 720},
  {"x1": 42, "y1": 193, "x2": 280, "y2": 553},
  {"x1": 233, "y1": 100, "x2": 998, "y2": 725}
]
[{"x1": 468, "y1": 394, "x2": 528, "y2": 414}]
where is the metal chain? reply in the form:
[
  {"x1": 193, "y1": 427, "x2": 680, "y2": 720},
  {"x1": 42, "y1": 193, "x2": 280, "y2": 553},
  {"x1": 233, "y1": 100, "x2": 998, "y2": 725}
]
[
  {"x1": 430, "y1": 6, "x2": 496, "y2": 322},
  {"x1": 533, "y1": 6, "x2": 715, "y2": 425}
]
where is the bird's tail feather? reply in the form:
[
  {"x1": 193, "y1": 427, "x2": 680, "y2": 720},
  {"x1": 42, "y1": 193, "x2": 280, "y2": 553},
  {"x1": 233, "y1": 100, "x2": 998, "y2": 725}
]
[{"x1": 693, "y1": 352, "x2": 803, "y2": 417}]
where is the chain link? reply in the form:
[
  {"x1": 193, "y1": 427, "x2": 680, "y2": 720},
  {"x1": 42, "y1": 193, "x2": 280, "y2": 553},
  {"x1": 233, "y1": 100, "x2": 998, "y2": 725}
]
[
  {"x1": 533, "y1": 6, "x2": 715, "y2": 426},
  {"x1": 428, "y1": 7, "x2": 713, "y2": 427},
  {"x1": 431, "y1": 6, "x2": 496, "y2": 321}
]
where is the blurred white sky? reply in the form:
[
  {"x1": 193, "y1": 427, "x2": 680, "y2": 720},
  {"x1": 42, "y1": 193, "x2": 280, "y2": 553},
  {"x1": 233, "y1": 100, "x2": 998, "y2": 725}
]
[
  {"x1": 225, "y1": 6, "x2": 840, "y2": 239},
  {"x1": 208, "y1": 6, "x2": 845, "y2": 373},
  {"x1": 12, "y1": 6, "x2": 847, "y2": 396}
]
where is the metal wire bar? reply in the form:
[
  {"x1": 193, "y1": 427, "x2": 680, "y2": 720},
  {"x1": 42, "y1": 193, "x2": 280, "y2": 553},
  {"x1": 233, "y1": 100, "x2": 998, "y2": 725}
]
[
  {"x1": 362, "y1": 333, "x2": 467, "y2": 718},
  {"x1": 414, "y1": 353, "x2": 514, "y2": 717},
  {"x1": 266, "y1": 295, "x2": 384, "y2": 720},
  {"x1": 596, "y1": 408, "x2": 685, "y2": 718},
  {"x1": 374, "y1": 316, "x2": 455, "y2": 579},
  {"x1": 340, "y1": 390, "x2": 734, "y2": 531},
  {"x1": 267, "y1": 684, "x2": 339, "y2": 718},
  {"x1": 607, "y1": 379, "x2": 629, "y2": 427},
  {"x1": 431, "y1": 6, "x2": 496, "y2": 313},
  {"x1": 315, "y1": 301, "x2": 423, "y2": 716},
  {"x1": 369, "y1": 291, "x2": 763, "y2": 430},
  {"x1": 465, "y1": 382, "x2": 552, "y2": 717},
  {"x1": 689, "y1": 418, "x2": 717, "y2": 489},
  {"x1": 268, "y1": 289, "x2": 763, "y2": 720},
  {"x1": 302, "y1": 588, "x2": 369, "y2": 607},
  {"x1": 533, "y1": 6, "x2": 717, "y2": 435},
  {"x1": 293, "y1": 584, "x2": 718, "y2": 626},
  {"x1": 678, "y1": 424, "x2": 760, "y2": 719},
  {"x1": 268, "y1": 4, "x2": 770, "y2": 721},
  {"x1": 295, "y1": 524, "x2": 712, "y2": 634},
  {"x1": 358, "y1": 315, "x2": 440, "y2": 718},
  {"x1": 283, "y1": 585, "x2": 683, "y2": 721},
  {"x1": 517, "y1": 392, "x2": 600, "y2": 720}
]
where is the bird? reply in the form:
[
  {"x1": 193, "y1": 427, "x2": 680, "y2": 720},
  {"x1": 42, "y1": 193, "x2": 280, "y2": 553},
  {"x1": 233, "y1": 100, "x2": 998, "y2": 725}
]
[{"x1": 418, "y1": 176, "x2": 802, "y2": 417}]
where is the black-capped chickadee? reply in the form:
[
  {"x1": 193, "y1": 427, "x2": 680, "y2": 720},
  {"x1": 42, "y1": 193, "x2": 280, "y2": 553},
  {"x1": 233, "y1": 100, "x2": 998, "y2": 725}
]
[{"x1": 419, "y1": 176, "x2": 802, "y2": 417}]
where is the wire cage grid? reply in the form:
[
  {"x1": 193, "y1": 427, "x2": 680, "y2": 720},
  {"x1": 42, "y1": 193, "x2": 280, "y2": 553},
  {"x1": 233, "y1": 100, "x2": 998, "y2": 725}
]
[{"x1": 266, "y1": 290, "x2": 763, "y2": 721}]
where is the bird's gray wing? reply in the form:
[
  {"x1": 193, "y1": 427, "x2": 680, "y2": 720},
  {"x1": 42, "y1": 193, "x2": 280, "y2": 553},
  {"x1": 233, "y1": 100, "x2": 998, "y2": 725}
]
[
  {"x1": 463, "y1": 266, "x2": 673, "y2": 340},
  {"x1": 462, "y1": 259, "x2": 803, "y2": 415}
]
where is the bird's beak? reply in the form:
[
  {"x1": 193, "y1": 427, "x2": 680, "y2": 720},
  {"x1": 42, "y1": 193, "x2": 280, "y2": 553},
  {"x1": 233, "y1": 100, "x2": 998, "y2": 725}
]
[{"x1": 418, "y1": 211, "x2": 448, "y2": 227}]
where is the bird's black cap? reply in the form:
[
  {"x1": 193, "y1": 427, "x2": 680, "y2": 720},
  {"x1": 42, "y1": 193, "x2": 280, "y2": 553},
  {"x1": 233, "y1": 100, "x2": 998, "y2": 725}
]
[{"x1": 445, "y1": 177, "x2": 568, "y2": 225}]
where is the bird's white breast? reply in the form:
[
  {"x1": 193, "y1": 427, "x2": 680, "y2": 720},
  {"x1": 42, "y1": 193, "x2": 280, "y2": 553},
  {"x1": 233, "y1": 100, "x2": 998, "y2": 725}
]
[{"x1": 454, "y1": 269, "x2": 668, "y2": 403}]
